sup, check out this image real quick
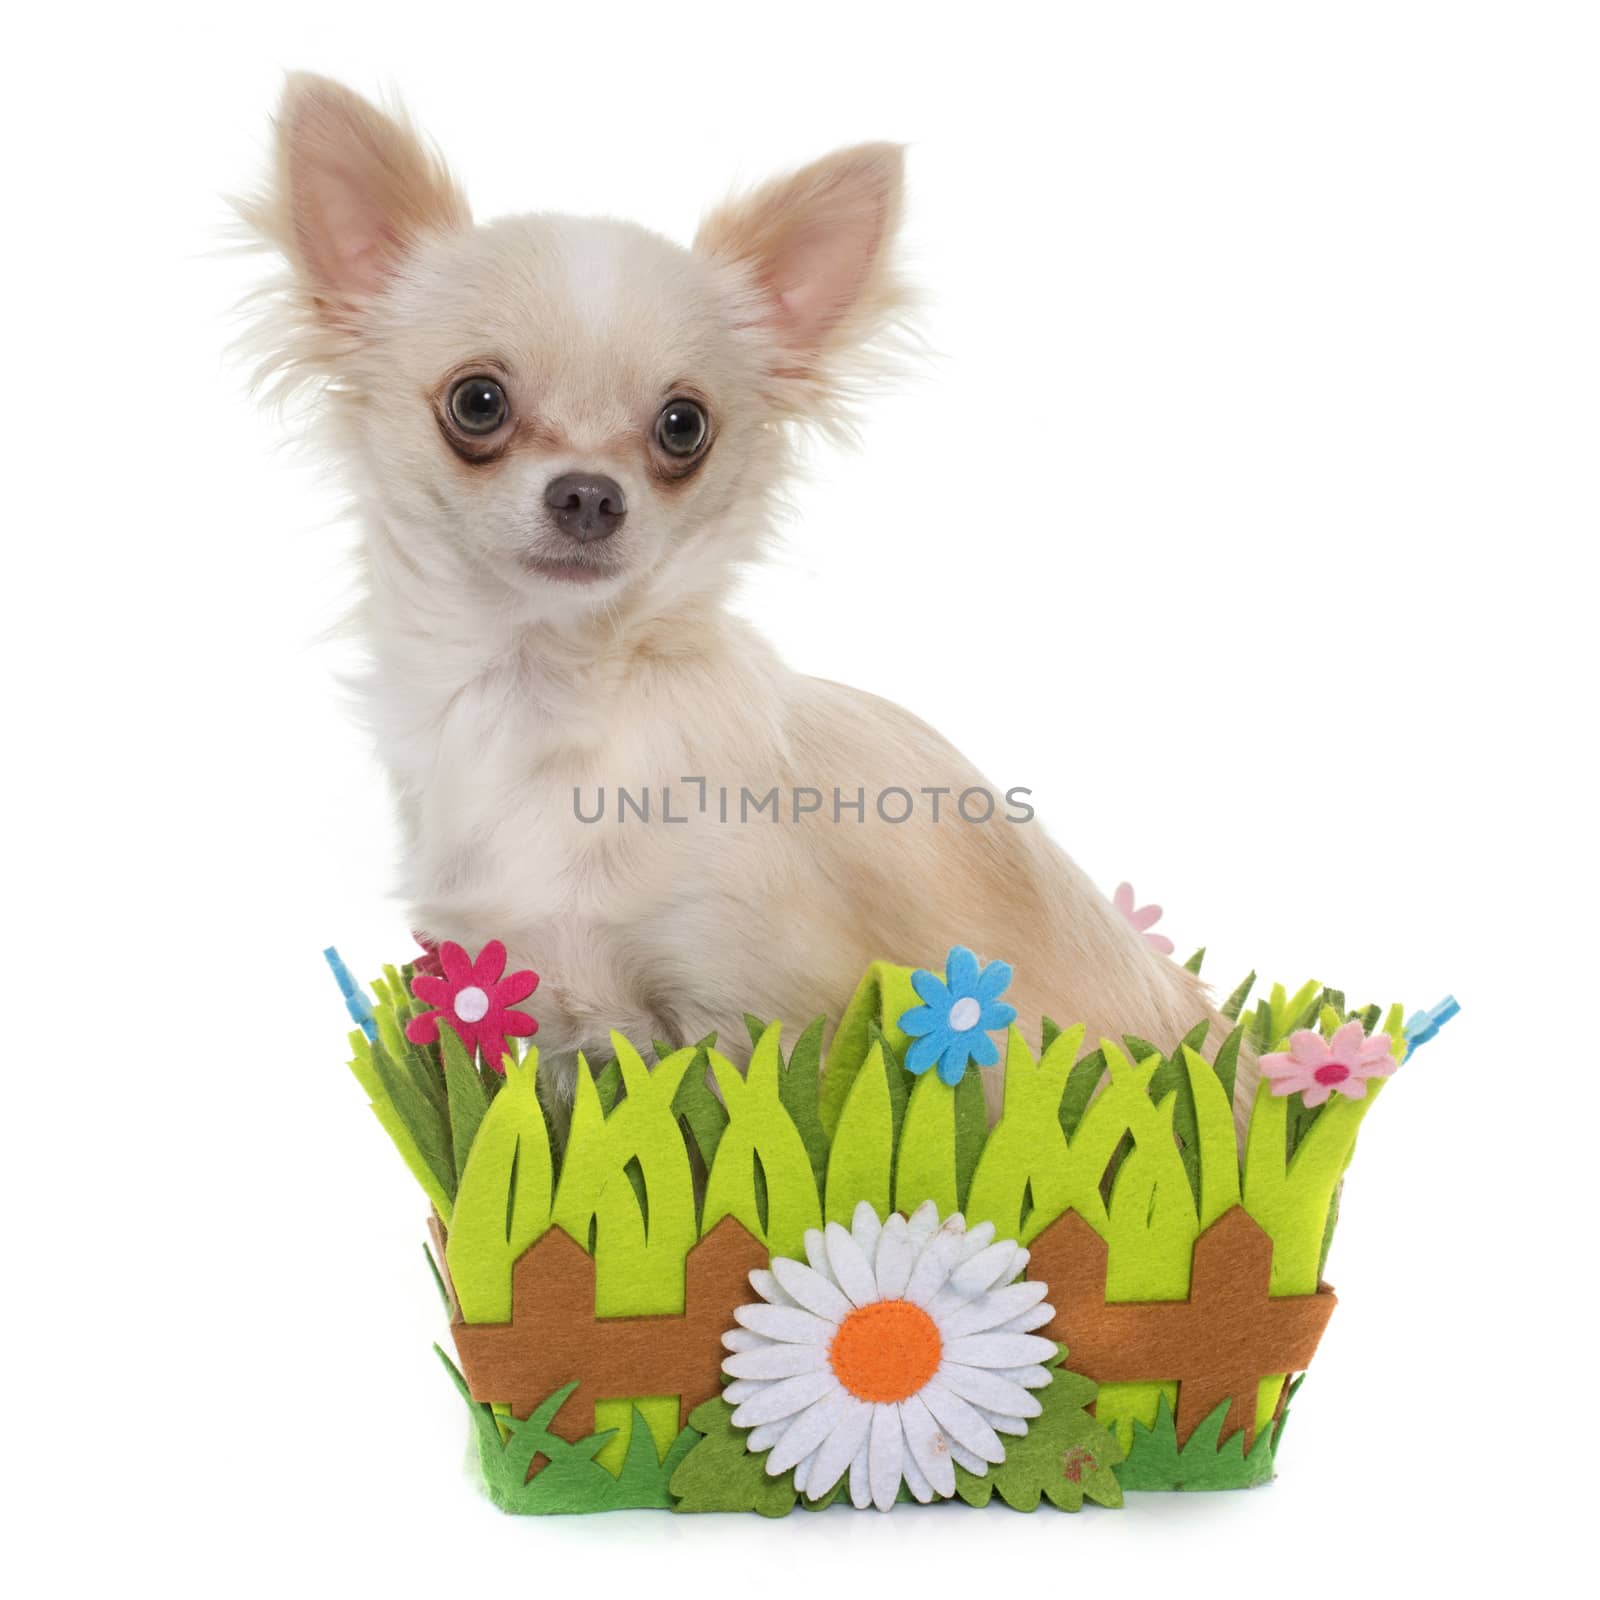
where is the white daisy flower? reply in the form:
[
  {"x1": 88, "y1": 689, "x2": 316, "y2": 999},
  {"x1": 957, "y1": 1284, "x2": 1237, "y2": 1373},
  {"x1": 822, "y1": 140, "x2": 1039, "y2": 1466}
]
[{"x1": 720, "y1": 1200, "x2": 1057, "y2": 1511}]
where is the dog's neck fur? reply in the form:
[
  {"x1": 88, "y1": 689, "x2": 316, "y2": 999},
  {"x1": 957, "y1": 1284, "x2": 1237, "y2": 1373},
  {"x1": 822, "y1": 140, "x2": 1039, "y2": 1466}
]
[{"x1": 348, "y1": 482, "x2": 780, "y2": 866}]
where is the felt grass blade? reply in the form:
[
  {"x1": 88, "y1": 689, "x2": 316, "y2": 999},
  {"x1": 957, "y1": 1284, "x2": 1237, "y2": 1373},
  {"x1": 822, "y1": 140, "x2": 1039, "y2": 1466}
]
[
  {"x1": 1243, "y1": 1077, "x2": 1386, "y2": 1294},
  {"x1": 437, "y1": 1343, "x2": 522, "y2": 1483},
  {"x1": 1182, "y1": 1045, "x2": 1242, "y2": 1227},
  {"x1": 819, "y1": 961, "x2": 920, "y2": 1137},
  {"x1": 953, "y1": 1067, "x2": 987, "y2": 1210},
  {"x1": 779, "y1": 1017, "x2": 830, "y2": 1186},
  {"x1": 1057, "y1": 1033, "x2": 1208, "y2": 1442},
  {"x1": 447, "y1": 1051, "x2": 553, "y2": 1321},
  {"x1": 894, "y1": 1069, "x2": 959, "y2": 1216},
  {"x1": 1116, "y1": 1392, "x2": 1281, "y2": 1491},
  {"x1": 1058, "y1": 1047, "x2": 1105, "y2": 1140},
  {"x1": 423, "y1": 1240, "x2": 451, "y2": 1311},
  {"x1": 1145, "y1": 1027, "x2": 1207, "y2": 1212},
  {"x1": 824, "y1": 1039, "x2": 894, "y2": 1224},
  {"x1": 1222, "y1": 970, "x2": 1256, "y2": 1022},
  {"x1": 1381, "y1": 1001, "x2": 1408, "y2": 1057},
  {"x1": 702, "y1": 1025, "x2": 822, "y2": 1257},
  {"x1": 672, "y1": 1046, "x2": 728, "y2": 1172},
  {"x1": 1212, "y1": 1024, "x2": 1245, "y2": 1112},
  {"x1": 592, "y1": 1057, "x2": 622, "y2": 1114},
  {"x1": 1247, "y1": 979, "x2": 1323, "y2": 1052},
  {"x1": 347, "y1": 1028, "x2": 454, "y2": 1221},
  {"x1": 368, "y1": 1034, "x2": 456, "y2": 1207},
  {"x1": 871, "y1": 1021, "x2": 912, "y2": 1153},
  {"x1": 551, "y1": 1036, "x2": 698, "y2": 1314},
  {"x1": 374, "y1": 973, "x2": 447, "y2": 1122},
  {"x1": 966, "y1": 1026, "x2": 1083, "y2": 1241},
  {"x1": 440, "y1": 1026, "x2": 490, "y2": 1182},
  {"x1": 438, "y1": 1350, "x2": 692, "y2": 1513},
  {"x1": 1100, "y1": 1044, "x2": 1200, "y2": 1300},
  {"x1": 381, "y1": 962, "x2": 418, "y2": 1025}
]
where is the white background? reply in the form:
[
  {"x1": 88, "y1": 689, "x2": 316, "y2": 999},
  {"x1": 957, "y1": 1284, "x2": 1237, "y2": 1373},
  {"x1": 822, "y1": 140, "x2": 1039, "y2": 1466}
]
[{"x1": 4, "y1": 2, "x2": 1594, "y2": 1593}]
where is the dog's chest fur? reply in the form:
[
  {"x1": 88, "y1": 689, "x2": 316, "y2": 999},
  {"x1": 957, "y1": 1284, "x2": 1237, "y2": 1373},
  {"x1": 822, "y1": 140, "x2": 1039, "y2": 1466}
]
[{"x1": 367, "y1": 598, "x2": 816, "y2": 1065}]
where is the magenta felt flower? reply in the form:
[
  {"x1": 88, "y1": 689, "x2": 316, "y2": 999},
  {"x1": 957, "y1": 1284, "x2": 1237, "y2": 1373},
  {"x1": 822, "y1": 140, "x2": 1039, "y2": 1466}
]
[
  {"x1": 1262, "y1": 1021, "x2": 1398, "y2": 1106},
  {"x1": 405, "y1": 939, "x2": 538, "y2": 1073},
  {"x1": 1112, "y1": 882, "x2": 1175, "y2": 956}
]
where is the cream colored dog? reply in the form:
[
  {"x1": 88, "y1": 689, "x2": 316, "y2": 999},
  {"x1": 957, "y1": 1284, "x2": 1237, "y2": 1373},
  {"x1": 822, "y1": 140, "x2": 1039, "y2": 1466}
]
[{"x1": 245, "y1": 74, "x2": 1230, "y2": 1116}]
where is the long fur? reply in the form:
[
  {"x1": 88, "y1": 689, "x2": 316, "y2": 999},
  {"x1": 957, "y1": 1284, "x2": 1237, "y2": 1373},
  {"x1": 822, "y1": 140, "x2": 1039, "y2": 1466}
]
[{"x1": 241, "y1": 74, "x2": 1244, "y2": 1124}]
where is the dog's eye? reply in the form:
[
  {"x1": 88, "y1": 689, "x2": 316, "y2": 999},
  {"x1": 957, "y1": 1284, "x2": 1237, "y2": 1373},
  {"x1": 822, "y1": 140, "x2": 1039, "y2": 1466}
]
[
  {"x1": 448, "y1": 376, "x2": 509, "y2": 435},
  {"x1": 655, "y1": 399, "x2": 709, "y2": 458}
]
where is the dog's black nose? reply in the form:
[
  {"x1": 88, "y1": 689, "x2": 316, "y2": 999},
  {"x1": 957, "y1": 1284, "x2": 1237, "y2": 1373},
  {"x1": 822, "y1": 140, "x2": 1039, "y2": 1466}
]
[{"x1": 544, "y1": 473, "x2": 627, "y2": 541}]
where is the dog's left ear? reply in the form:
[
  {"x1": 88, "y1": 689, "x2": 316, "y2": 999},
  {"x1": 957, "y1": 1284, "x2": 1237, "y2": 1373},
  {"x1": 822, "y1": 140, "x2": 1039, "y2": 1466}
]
[{"x1": 695, "y1": 144, "x2": 908, "y2": 402}]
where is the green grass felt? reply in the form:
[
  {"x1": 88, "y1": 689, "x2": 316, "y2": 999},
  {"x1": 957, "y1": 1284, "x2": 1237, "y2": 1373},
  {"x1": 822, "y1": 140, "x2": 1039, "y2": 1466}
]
[
  {"x1": 1211, "y1": 1024, "x2": 1245, "y2": 1116},
  {"x1": 1182, "y1": 1047, "x2": 1244, "y2": 1229},
  {"x1": 1244, "y1": 979, "x2": 1325, "y2": 1053},
  {"x1": 818, "y1": 962, "x2": 920, "y2": 1138},
  {"x1": 594, "y1": 1396, "x2": 682, "y2": 1478},
  {"x1": 1116, "y1": 1385, "x2": 1298, "y2": 1491},
  {"x1": 671, "y1": 1046, "x2": 729, "y2": 1172},
  {"x1": 1222, "y1": 970, "x2": 1257, "y2": 1022},
  {"x1": 965, "y1": 1025, "x2": 1085, "y2": 1241},
  {"x1": 438, "y1": 1349, "x2": 696, "y2": 1514},
  {"x1": 551, "y1": 1036, "x2": 698, "y2": 1315},
  {"x1": 446, "y1": 1052, "x2": 553, "y2": 1323},
  {"x1": 439, "y1": 1027, "x2": 488, "y2": 1183},
  {"x1": 779, "y1": 1017, "x2": 831, "y2": 1186},
  {"x1": 1057, "y1": 1046, "x2": 1105, "y2": 1140},
  {"x1": 376, "y1": 966, "x2": 451, "y2": 1129},
  {"x1": 953, "y1": 1067, "x2": 987, "y2": 1209},
  {"x1": 1083, "y1": 1043, "x2": 1203, "y2": 1444},
  {"x1": 348, "y1": 1027, "x2": 453, "y2": 1221},
  {"x1": 1100, "y1": 1044, "x2": 1200, "y2": 1301},
  {"x1": 702, "y1": 1026, "x2": 823, "y2": 1259},
  {"x1": 1140, "y1": 1020, "x2": 1210, "y2": 1209},
  {"x1": 591, "y1": 1056, "x2": 623, "y2": 1113},
  {"x1": 894, "y1": 1069, "x2": 959, "y2": 1216},
  {"x1": 1243, "y1": 1079, "x2": 1384, "y2": 1296},
  {"x1": 823, "y1": 1039, "x2": 893, "y2": 1225}
]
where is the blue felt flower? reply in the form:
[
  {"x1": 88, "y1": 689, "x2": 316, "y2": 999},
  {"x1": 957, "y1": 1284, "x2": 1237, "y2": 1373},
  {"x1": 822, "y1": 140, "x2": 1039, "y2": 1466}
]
[{"x1": 899, "y1": 946, "x2": 1018, "y2": 1087}]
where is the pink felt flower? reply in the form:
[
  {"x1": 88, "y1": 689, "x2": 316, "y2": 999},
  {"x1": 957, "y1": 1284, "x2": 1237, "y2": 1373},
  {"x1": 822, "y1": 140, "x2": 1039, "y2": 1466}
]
[
  {"x1": 405, "y1": 939, "x2": 539, "y2": 1074},
  {"x1": 1261, "y1": 1020, "x2": 1398, "y2": 1107},
  {"x1": 1112, "y1": 882, "x2": 1175, "y2": 956}
]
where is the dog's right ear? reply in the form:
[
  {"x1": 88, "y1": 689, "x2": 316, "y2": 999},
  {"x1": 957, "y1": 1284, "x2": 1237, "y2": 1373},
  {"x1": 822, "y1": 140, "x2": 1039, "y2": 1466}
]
[{"x1": 250, "y1": 73, "x2": 468, "y2": 329}]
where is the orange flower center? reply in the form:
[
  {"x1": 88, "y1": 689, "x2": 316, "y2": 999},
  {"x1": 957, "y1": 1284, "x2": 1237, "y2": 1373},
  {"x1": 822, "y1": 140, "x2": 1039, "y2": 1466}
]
[{"x1": 828, "y1": 1298, "x2": 943, "y2": 1403}]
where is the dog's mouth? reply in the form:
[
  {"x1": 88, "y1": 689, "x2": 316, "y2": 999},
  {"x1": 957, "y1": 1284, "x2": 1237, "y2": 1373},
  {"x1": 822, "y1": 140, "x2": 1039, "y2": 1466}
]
[{"x1": 520, "y1": 551, "x2": 623, "y2": 586}]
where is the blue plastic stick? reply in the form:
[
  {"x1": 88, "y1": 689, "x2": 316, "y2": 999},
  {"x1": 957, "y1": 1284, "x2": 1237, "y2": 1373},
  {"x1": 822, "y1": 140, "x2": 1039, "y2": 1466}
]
[
  {"x1": 1403, "y1": 994, "x2": 1459, "y2": 1057},
  {"x1": 324, "y1": 945, "x2": 378, "y2": 1041}
]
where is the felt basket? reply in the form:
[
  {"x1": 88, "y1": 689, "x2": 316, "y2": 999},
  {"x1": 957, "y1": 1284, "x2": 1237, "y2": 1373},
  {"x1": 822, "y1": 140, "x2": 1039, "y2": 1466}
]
[{"x1": 330, "y1": 941, "x2": 1444, "y2": 1514}]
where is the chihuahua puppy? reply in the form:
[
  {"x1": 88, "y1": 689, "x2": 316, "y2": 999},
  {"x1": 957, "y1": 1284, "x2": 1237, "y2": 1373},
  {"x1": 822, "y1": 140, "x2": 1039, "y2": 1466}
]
[{"x1": 245, "y1": 75, "x2": 1234, "y2": 1118}]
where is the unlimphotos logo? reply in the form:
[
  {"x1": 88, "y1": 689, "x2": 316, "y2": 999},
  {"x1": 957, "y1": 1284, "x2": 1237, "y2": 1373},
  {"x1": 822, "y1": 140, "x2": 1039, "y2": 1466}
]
[{"x1": 573, "y1": 778, "x2": 1035, "y2": 826}]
